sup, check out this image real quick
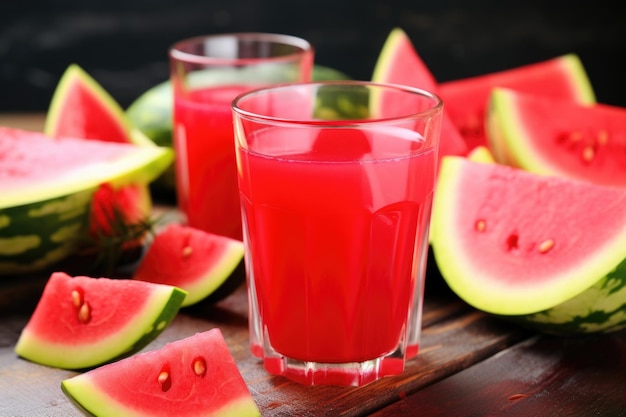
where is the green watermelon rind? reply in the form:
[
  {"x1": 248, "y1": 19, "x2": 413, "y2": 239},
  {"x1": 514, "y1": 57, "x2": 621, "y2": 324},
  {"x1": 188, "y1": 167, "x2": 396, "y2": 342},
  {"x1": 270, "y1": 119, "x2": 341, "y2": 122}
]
[
  {"x1": 430, "y1": 156, "x2": 626, "y2": 322},
  {"x1": 0, "y1": 190, "x2": 92, "y2": 275},
  {"x1": 0, "y1": 142, "x2": 173, "y2": 210},
  {"x1": 178, "y1": 240, "x2": 244, "y2": 307},
  {"x1": 509, "y1": 259, "x2": 626, "y2": 335},
  {"x1": 15, "y1": 283, "x2": 187, "y2": 370}
]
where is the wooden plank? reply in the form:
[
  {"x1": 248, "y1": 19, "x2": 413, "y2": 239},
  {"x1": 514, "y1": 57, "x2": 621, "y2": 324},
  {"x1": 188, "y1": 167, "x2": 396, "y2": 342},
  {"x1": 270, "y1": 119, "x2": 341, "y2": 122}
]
[
  {"x1": 370, "y1": 329, "x2": 626, "y2": 417},
  {"x1": 0, "y1": 283, "x2": 529, "y2": 416}
]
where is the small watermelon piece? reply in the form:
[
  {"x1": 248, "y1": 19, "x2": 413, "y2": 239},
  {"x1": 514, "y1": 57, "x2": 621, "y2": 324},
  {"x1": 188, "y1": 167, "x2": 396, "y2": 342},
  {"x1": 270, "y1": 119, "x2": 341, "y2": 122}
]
[
  {"x1": 430, "y1": 156, "x2": 626, "y2": 335},
  {"x1": 44, "y1": 64, "x2": 149, "y2": 145},
  {"x1": 15, "y1": 272, "x2": 186, "y2": 369},
  {"x1": 133, "y1": 224, "x2": 245, "y2": 307},
  {"x1": 486, "y1": 87, "x2": 626, "y2": 188},
  {"x1": 371, "y1": 27, "x2": 468, "y2": 161},
  {"x1": 61, "y1": 328, "x2": 261, "y2": 417},
  {"x1": 439, "y1": 54, "x2": 596, "y2": 150}
]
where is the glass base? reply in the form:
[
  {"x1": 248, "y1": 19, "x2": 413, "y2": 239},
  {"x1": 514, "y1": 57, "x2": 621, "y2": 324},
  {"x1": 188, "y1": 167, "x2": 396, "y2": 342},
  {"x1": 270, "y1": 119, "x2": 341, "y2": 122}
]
[{"x1": 260, "y1": 350, "x2": 408, "y2": 387}]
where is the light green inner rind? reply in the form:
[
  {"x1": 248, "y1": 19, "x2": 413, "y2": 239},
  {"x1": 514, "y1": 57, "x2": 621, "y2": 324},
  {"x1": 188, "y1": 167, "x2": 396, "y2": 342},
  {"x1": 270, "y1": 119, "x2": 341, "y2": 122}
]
[
  {"x1": 15, "y1": 286, "x2": 186, "y2": 370},
  {"x1": 561, "y1": 54, "x2": 597, "y2": 104},
  {"x1": 1, "y1": 145, "x2": 172, "y2": 209},
  {"x1": 182, "y1": 240, "x2": 245, "y2": 306},
  {"x1": 62, "y1": 376, "x2": 261, "y2": 417},
  {"x1": 431, "y1": 156, "x2": 626, "y2": 316}
]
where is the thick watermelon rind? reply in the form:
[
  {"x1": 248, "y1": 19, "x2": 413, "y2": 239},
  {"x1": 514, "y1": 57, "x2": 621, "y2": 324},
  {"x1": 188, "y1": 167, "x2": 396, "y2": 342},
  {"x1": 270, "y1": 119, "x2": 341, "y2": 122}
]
[
  {"x1": 430, "y1": 156, "x2": 626, "y2": 317},
  {"x1": 14, "y1": 276, "x2": 187, "y2": 370},
  {"x1": 509, "y1": 259, "x2": 626, "y2": 335}
]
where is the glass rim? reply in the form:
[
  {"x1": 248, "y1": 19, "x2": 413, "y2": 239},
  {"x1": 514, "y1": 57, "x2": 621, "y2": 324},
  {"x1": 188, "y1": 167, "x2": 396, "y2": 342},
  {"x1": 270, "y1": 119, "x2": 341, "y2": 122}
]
[
  {"x1": 231, "y1": 80, "x2": 444, "y2": 127},
  {"x1": 169, "y1": 32, "x2": 313, "y2": 65}
]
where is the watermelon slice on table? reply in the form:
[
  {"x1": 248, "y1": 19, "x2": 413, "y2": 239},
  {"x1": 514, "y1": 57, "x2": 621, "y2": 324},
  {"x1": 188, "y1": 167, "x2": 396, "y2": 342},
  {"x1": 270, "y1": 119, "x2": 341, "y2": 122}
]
[
  {"x1": 0, "y1": 127, "x2": 172, "y2": 275},
  {"x1": 439, "y1": 54, "x2": 596, "y2": 151},
  {"x1": 371, "y1": 27, "x2": 468, "y2": 161},
  {"x1": 430, "y1": 156, "x2": 626, "y2": 335},
  {"x1": 14, "y1": 272, "x2": 186, "y2": 370},
  {"x1": 61, "y1": 329, "x2": 261, "y2": 417},
  {"x1": 132, "y1": 224, "x2": 245, "y2": 307},
  {"x1": 486, "y1": 87, "x2": 626, "y2": 188}
]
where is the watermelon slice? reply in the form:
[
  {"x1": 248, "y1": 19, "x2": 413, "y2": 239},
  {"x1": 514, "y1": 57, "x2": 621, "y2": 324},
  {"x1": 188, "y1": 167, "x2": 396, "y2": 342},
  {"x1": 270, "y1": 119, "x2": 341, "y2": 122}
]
[
  {"x1": 44, "y1": 64, "x2": 153, "y2": 146},
  {"x1": 61, "y1": 329, "x2": 261, "y2": 417},
  {"x1": 0, "y1": 127, "x2": 172, "y2": 275},
  {"x1": 439, "y1": 54, "x2": 596, "y2": 150},
  {"x1": 430, "y1": 156, "x2": 626, "y2": 335},
  {"x1": 14, "y1": 272, "x2": 186, "y2": 369},
  {"x1": 486, "y1": 87, "x2": 626, "y2": 188},
  {"x1": 371, "y1": 28, "x2": 468, "y2": 161},
  {"x1": 132, "y1": 224, "x2": 245, "y2": 306}
]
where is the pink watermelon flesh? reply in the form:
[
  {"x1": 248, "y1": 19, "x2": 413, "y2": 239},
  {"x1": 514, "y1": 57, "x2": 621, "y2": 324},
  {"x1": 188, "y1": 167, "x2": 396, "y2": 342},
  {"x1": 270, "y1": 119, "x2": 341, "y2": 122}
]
[
  {"x1": 0, "y1": 127, "x2": 144, "y2": 194},
  {"x1": 45, "y1": 64, "x2": 132, "y2": 143},
  {"x1": 439, "y1": 54, "x2": 596, "y2": 151},
  {"x1": 14, "y1": 272, "x2": 186, "y2": 370},
  {"x1": 133, "y1": 224, "x2": 245, "y2": 306},
  {"x1": 431, "y1": 157, "x2": 626, "y2": 315},
  {"x1": 371, "y1": 28, "x2": 468, "y2": 161},
  {"x1": 488, "y1": 88, "x2": 626, "y2": 188},
  {"x1": 61, "y1": 329, "x2": 261, "y2": 417}
]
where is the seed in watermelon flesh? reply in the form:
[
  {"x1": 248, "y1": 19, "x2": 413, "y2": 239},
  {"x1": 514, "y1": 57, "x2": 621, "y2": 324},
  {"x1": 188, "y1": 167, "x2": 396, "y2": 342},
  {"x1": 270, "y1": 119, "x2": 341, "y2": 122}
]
[
  {"x1": 430, "y1": 156, "x2": 626, "y2": 335},
  {"x1": 486, "y1": 87, "x2": 626, "y2": 188},
  {"x1": 14, "y1": 272, "x2": 187, "y2": 370},
  {"x1": 132, "y1": 224, "x2": 245, "y2": 307},
  {"x1": 371, "y1": 27, "x2": 468, "y2": 161},
  {"x1": 61, "y1": 328, "x2": 261, "y2": 417},
  {"x1": 439, "y1": 53, "x2": 596, "y2": 151}
]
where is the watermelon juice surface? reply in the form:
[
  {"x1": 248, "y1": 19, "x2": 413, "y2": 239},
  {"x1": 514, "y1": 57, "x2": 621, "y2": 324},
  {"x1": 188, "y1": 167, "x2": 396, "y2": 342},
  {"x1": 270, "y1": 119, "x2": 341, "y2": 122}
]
[
  {"x1": 173, "y1": 85, "x2": 249, "y2": 241},
  {"x1": 238, "y1": 126, "x2": 435, "y2": 365}
]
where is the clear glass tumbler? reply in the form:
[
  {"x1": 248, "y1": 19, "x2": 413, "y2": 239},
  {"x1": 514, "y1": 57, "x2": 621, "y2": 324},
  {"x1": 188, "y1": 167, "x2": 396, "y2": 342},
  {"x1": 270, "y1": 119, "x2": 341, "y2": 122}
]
[
  {"x1": 169, "y1": 33, "x2": 313, "y2": 240},
  {"x1": 232, "y1": 81, "x2": 443, "y2": 386}
]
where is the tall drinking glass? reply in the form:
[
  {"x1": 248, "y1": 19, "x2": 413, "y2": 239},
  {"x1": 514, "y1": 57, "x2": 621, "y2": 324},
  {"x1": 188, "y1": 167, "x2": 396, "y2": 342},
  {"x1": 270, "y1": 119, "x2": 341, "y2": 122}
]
[
  {"x1": 232, "y1": 81, "x2": 443, "y2": 386},
  {"x1": 169, "y1": 33, "x2": 313, "y2": 240}
]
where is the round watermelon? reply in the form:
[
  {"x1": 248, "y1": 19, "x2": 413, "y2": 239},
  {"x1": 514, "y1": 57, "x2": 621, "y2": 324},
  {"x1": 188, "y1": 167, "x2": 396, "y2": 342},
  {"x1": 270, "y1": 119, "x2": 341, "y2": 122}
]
[
  {"x1": 430, "y1": 156, "x2": 626, "y2": 335},
  {"x1": 61, "y1": 329, "x2": 260, "y2": 417},
  {"x1": 486, "y1": 87, "x2": 626, "y2": 188},
  {"x1": 14, "y1": 272, "x2": 186, "y2": 369}
]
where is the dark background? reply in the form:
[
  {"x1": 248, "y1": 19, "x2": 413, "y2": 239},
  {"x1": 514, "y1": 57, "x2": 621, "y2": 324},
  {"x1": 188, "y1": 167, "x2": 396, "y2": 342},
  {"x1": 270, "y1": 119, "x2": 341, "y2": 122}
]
[{"x1": 1, "y1": 1, "x2": 623, "y2": 112}]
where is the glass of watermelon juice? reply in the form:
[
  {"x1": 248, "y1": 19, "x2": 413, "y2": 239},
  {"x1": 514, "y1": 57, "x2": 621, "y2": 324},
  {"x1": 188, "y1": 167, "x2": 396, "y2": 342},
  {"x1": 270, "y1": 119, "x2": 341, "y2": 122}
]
[
  {"x1": 169, "y1": 33, "x2": 313, "y2": 240},
  {"x1": 232, "y1": 81, "x2": 443, "y2": 386}
]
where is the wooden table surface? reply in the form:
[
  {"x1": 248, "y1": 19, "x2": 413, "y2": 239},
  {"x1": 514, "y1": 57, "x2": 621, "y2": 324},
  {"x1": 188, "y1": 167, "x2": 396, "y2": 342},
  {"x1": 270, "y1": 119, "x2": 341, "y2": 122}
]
[{"x1": 1, "y1": 114, "x2": 625, "y2": 417}]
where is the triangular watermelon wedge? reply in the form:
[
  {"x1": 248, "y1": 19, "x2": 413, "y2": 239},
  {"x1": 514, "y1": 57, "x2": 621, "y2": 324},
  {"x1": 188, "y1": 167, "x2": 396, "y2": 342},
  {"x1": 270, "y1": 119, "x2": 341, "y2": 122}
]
[
  {"x1": 371, "y1": 28, "x2": 468, "y2": 161},
  {"x1": 486, "y1": 87, "x2": 626, "y2": 188},
  {"x1": 61, "y1": 329, "x2": 261, "y2": 417},
  {"x1": 44, "y1": 64, "x2": 147, "y2": 144},
  {"x1": 439, "y1": 54, "x2": 596, "y2": 151},
  {"x1": 430, "y1": 156, "x2": 626, "y2": 334}
]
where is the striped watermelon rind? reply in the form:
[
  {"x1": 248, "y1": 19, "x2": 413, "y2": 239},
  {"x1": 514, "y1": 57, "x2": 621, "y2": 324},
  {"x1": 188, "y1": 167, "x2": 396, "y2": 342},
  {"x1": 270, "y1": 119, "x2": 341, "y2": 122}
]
[
  {"x1": 430, "y1": 156, "x2": 626, "y2": 335},
  {"x1": 0, "y1": 128, "x2": 173, "y2": 275},
  {"x1": 14, "y1": 272, "x2": 187, "y2": 370}
]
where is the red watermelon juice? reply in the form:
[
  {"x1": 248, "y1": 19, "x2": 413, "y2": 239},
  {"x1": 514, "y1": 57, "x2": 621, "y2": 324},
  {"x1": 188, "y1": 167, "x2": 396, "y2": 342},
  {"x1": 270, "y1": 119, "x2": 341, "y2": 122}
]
[
  {"x1": 173, "y1": 85, "x2": 249, "y2": 240},
  {"x1": 237, "y1": 125, "x2": 435, "y2": 386}
]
